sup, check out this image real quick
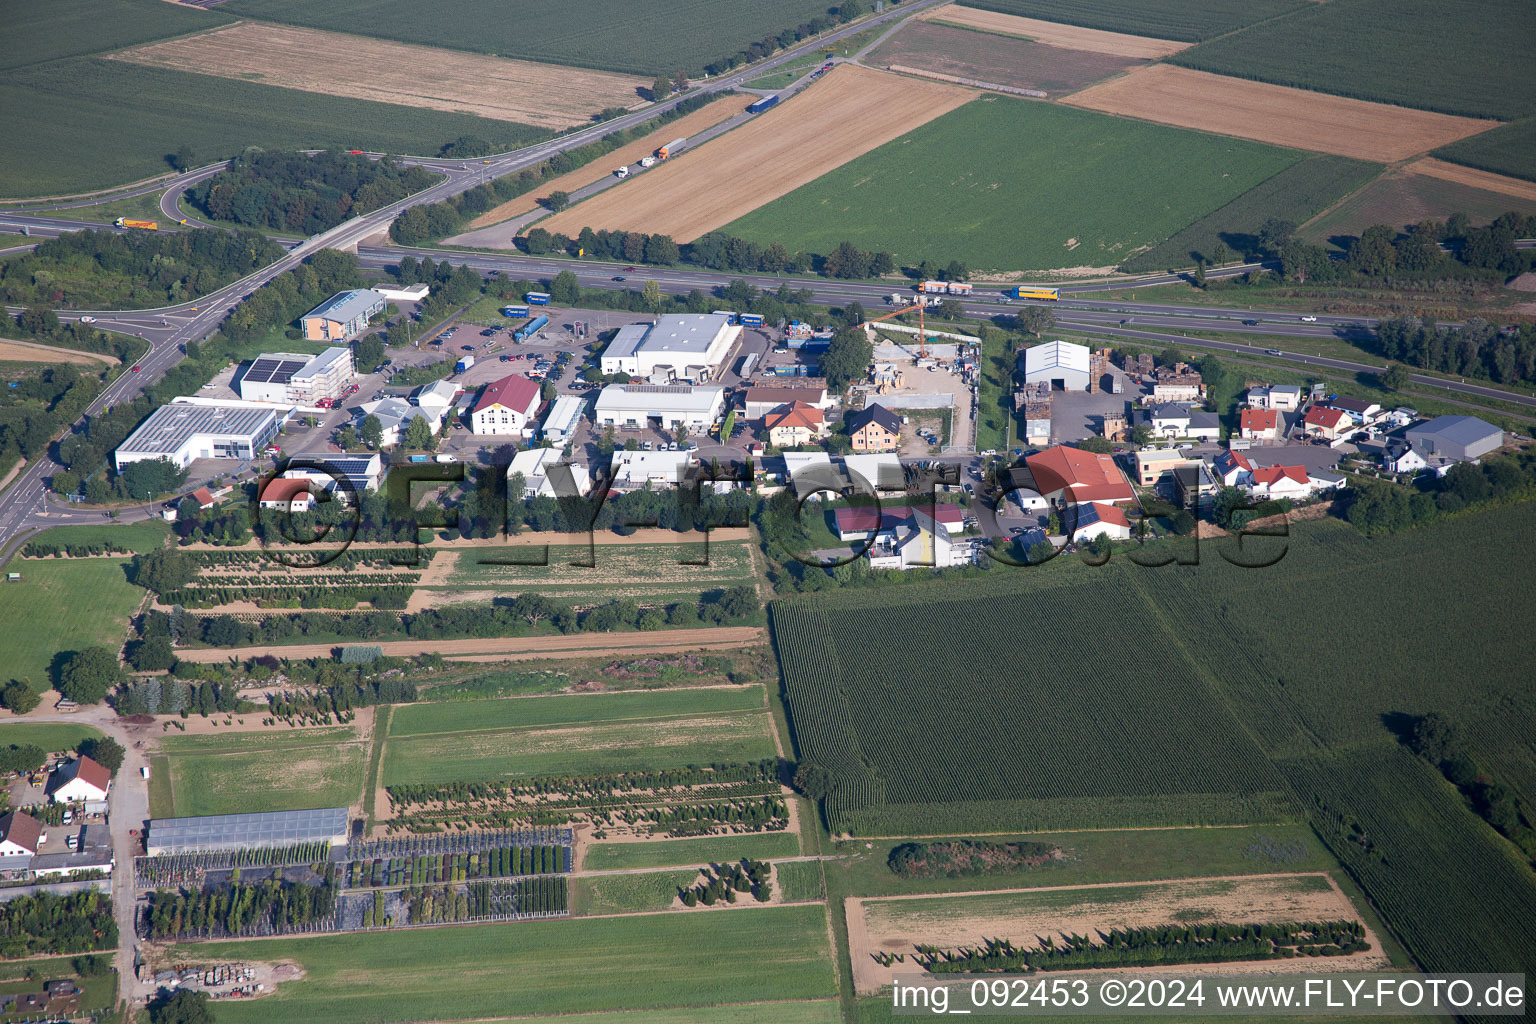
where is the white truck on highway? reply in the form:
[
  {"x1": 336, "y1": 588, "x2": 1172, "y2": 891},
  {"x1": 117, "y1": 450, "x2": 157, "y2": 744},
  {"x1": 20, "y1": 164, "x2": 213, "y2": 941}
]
[
  {"x1": 638, "y1": 156, "x2": 657, "y2": 168},
  {"x1": 614, "y1": 166, "x2": 630, "y2": 179}
]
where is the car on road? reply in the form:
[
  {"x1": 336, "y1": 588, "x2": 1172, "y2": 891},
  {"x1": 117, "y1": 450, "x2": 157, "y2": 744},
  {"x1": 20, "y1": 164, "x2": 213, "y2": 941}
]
[
  {"x1": 79, "y1": 316, "x2": 96, "y2": 324},
  {"x1": 625, "y1": 266, "x2": 638, "y2": 271},
  {"x1": 130, "y1": 365, "x2": 141, "y2": 372},
  {"x1": 1242, "y1": 319, "x2": 1260, "y2": 326},
  {"x1": 1300, "y1": 315, "x2": 1318, "y2": 323},
  {"x1": 1266, "y1": 349, "x2": 1282, "y2": 356},
  {"x1": 612, "y1": 276, "x2": 626, "y2": 282}
]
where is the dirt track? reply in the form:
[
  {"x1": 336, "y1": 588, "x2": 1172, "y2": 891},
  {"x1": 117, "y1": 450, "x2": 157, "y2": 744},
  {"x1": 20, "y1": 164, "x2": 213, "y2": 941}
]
[
  {"x1": 0, "y1": 340, "x2": 117, "y2": 365},
  {"x1": 1408, "y1": 158, "x2": 1536, "y2": 202},
  {"x1": 112, "y1": 22, "x2": 644, "y2": 129},
  {"x1": 463, "y1": 101, "x2": 744, "y2": 230},
  {"x1": 536, "y1": 65, "x2": 972, "y2": 241},
  {"x1": 174, "y1": 626, "x2": 764, "y2": 663},
  {"x1": 1064, "y1": 64, "x2": 1497, "y2": 162},
  {"x1": 923, "y1": 4, "x2": 1189, "y2": 58}
]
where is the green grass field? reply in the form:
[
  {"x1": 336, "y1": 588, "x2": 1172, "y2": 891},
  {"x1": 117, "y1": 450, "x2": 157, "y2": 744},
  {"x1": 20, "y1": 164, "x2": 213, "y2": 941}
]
[
  {"x1": 1433, "y1": 117, "x2": 1536, "y2": 183},
  {"x1": 0, "y1": 723, "x2": 103, "y2": 754},
  {"x1": 956, "y1": 0, "x2": 1307, "y2": 42},
  {"x1": 222, "y1": 0, "x2": 839, "y2": 76},
  {"x1": 443, "y1": 541, "x2": 758, "y2": 600},
  {"x1": 388, "y1": 685, "x2": 767, "y2": 737},
  {"x1": 1170, "y1": 0, "x2": 1536, "y2": 120},
  {"x1": 1121, "y1": 156, "x2": 1382, "y2": 271},
  {"x1": 723, "y1": 97, "x2": 1301, "y2": 272},
  {"x1": 1300, "y1": 171, "x2": 1536, "y2": 246},
  {"x1": 572, "y1": 869, "x2": 698, "y2": 914},
  {"x1": 581, "y1": 831, "x2": 803, "y2": 870},
  {"x1": 0, "y1": 557, "x2": 143, "y2": 690},
  {"x1": 23, "y1": 519, "x2": 170, "y2": 554},
  {"x1": 0, "y1": 58, "x2": 546, "y2": 198},
  {"x1": 381, "y1": 686, "x2": 777, "y2": 786},
  {"x1": 167, "y1": 904, "x2": 836, "y2": 1023},
  {"x1": 158, "y1": 728, "x2": 367, "y2": 816},
  {"x1": 2, "y1": 0, "x2": 230, "y2": 74},
  {"x1": 774, "y1": 861, "x2": 826, "y2": 902}
]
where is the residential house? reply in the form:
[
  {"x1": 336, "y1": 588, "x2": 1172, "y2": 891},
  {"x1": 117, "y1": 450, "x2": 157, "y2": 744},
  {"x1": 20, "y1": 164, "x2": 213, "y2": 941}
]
[
  {"x1": 1248, "y1": 465, "x2": 1342, "y2": 501},
  {"x1": 1174, "y1": 462, "x2": 1217, "y2": 508},
  {"x1": 846, "y1": 404, "x2": 902, "y2": 452},
  {"x1": 608, "y1": 449, "x2": 695, "y2": 491},
  {"x1": 742, "y1": 386, "x2": 831, "y2": 421},
  {"x1": 357, "y1": 398, "x2": 441, "y2": 447},
  {"x1": 833, "y1": 503, "x2": 964, "y2": 542},
  {"x1": 1066, "y1": 501, "x2": 1132, "y2": 544},
  {"x1": 256, "y1": 477, "x2": 315, "y2": 512},
  {"x1": 864, "y1": 506, "x2": 973, "y2": 570},
  {"x1": 1210, "y1": 449, "x2": 1253, "y2": 488},
  {"x1": 1384, "y1": 442, "x2": 1429, "y2": 475},
  {"x1": 1324, "y1": 396, "x2": 1382, "y2": 424},
  {"x1": 764, "y1": 401, "x2": 827, "y2": 448},
  {"x1": 0, "y1": 812, "x2": 40, "y2": 872},
  {"x1": 1302, "y1": 405, "x2": 1350, "y2": 441},
  {"x1": 470, "y1": 374, "x2": 542, "y2": 437},
  {"x1": 1027, "y1": 445, "x2": 1135, "y2": 505},
  {"x1": 1246, "y1": 385, "x2": 1302, "y2": 411},
  {"x1": 411, "y1": 379, "x2": 461, "y2": 421},
  {"x1": 1134, "y1": 448, "x2": 1189, "y2": 486},
  {"x1": 49, "y1": 756, "x2": 109, "y2": 809},
  {"x1": 1238, "y1": 408, "x2": 1281, "y2": 441},
  {"x1": 1146, "y1": 404, "x2": 1220, "y2": 441},
  {"x1": 507, "y1": 446, "x2": 591, "y2": 499}
]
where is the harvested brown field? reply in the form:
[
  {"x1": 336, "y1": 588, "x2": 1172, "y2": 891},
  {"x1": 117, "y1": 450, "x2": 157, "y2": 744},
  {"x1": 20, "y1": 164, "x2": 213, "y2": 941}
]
[
  {"x1": 463, "y1": 101, "x2": 745, "y2": 231},
  {"x1": 1409, "y1": 158, "x2": 1536, "y2": 203},
  {"x1": 871, "y1": 21, "x2": 1139, "y2": 97},
  {"x1": 111, "y1": 22, "x2": 645, "y2": 129},
  {"x1": 1063, "y1": 64, "x2": 1498, "y2": 162},
  {"x1": 174, "y1": 625, "x2": 764, "y2": 662},
  {"x1": 0, "y1": 340, "x2": 116, "y2": 365},
  {"x1": 849, "y1": 874, "x2": 1384, "y2": 994},
  {"x1": 922, "y1": 5, "x2": 1190, "y2": 59},
  {"x1": 536, "y1": 65, "x2": 972, "y2": 242}
]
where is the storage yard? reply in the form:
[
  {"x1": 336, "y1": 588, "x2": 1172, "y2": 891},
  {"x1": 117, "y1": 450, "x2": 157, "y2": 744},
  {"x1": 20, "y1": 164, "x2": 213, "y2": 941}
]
[
  {"x1": 1063, "y1": 64, "x2": 1498, "y2": 162},
  {"x1": 534, "y1": 65, "x2": 972, "y2": 241},
  {"x1": 111, "y1": 22, "x2": 647, "y2": 130}
]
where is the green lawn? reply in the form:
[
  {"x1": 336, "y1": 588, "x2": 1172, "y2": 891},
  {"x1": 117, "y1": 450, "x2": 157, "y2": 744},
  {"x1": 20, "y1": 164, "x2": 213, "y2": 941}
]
[
  {"x1": 0, "y1": 58, "x2": 546, "y2": 198},
  {"x1": 0, "y1": 723, "x2": 103, "y2": 754},
  {"x1": 572, "y1": 869, "x2": 698, "y2": 914},
  {"x1": 167, "y1": 904, "x2": 836, "y2": 1023},
  {"x1": 43, "y1": 192, "x2": 169, "y2": 227},
  {"x1": 956, "y1": 0, "x2": 1307, "y2": 42},
  {"x1": 774, "y1": 860, "x2": 826, "y2": 902},
  {"x1": 23, "y1": 519, "x2": 170, "y2": 554},
  {"x1": 1170, "y1": 0, "x2": 1536, "y2": 120},
  {"x1": 723, "y1": 97, "x2": 1301, "y2": 272},
  {"x1": 581, "y1": 831, "x2": 803, "y2": 870},
  {"x1": 159, "y1": 728, "x2": 366, "y2": 816},
  {"x1": 483, "y1": 1005, "x2": 842, "y2": 1024},
  {"x1": 0, "y1": 557, "x2": 143, "y2": 690},
  {"x1": 388, "y1": 685, "x2": 766, "y2": 737},
  {"x1": 222, "y1": 0, "x2": 841, "y2": 76},
  {"x1": 381, "y1": 708, "x2": 777, "y2": 786}
]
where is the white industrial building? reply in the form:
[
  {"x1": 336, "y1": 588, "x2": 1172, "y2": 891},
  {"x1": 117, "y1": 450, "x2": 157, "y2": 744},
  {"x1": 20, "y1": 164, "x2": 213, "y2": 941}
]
[
  {"x1": 470, "y1": 374, "x2": 542, "y2": 436},
  {"x1": 411, "y1": 379, "x2": 461, "y2": 420},
  {"x1": 540, "y1": 394, "x2": 585, "y2": 443},
  {"x1": 507, "y1": 446, "x2": 591, "y2": 499},
  {"x1": 599, "y1": 314, "x2": 739, "y2": 382},
  {"x1": 1022, "y1": 340, "x2": 1091, "y2": 391},
  {"x1": 609, "y1": 449, "x2": 696, "y2": 490},
  {"x1": 594, "y1": 384, "x2": 725, "y2": 431},
  {"x1": 238, "y1": 347, "x2": 354, "y2": 405},
  {"x1": 114, "y1": 400, "x2": 281, "y2": 471},
  {"x1": 357, "y1": 397, "x2": 442, "y2": 447}
]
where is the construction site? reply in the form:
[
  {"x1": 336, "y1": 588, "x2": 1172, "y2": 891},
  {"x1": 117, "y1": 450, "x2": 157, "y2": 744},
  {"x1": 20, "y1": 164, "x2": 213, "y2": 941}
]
[{"x1": 847, "y1": 294, "x2": 980, "y2": 453}]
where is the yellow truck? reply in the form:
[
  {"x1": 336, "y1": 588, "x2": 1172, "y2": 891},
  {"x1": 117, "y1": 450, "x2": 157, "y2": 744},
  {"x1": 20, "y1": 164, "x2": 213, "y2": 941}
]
[{"x1": 114, "y1": 218, "x2": 158, "y2": 230}]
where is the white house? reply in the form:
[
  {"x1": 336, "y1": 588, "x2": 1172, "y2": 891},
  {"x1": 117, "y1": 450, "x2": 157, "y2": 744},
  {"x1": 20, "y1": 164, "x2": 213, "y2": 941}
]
[
  {"x1": 865, "y1": 506, "x2": 973, "y2": 570},
  {"x1": 358, "y1": 398, "x2": 442, "y2": 447},
  {"x1": 608, "y1": 449, "x2": 695, "y2": 490},
  {"x1": 49, "y1": 756, "x2": 110, "y2": 808},
  {"x1": 257, "y1": 477, "x2": 315, "y2": 512},
  {"x1": 1384, "y1": 443, "x2": 1429, "y2": 475},
  {"x1": 1247, "y1": 465, "x2": 1341, "y2": 500},
  {"x1": 1210, "y1": 449, "x2": 1254, "y2": 488},
  {"x1": 470, "y1": 374, "x2": 542, "y2": 437},
  {"x1": 0, "y1": 812, "x2": 41, "y2": 869},
  {"x1": 1146, "y1": 404, "x2": 1220, "y2": 441},
  {"x1": 507, "y1": 446, "x2": 591, "y2": 499},
  {"x1": 1238, "y1": 408, "x2": 1281, "y2": 441},
  {"x1": 411, "y1": 379, "x2": 461, "y2": 421},
  {"x1": 1066, "y1": 501, "x2": 1133, "y2": 544},
  {"x1": 1246, "y1": 385, "x2": 1302, "y2": 411}
]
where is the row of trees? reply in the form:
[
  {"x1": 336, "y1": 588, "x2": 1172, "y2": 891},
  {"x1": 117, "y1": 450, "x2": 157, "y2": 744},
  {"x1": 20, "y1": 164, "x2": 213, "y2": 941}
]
[
  {"x1": 678, "y1": 859, "x2": 772, "y2": 906},
  {"x1": 190, "y1": 149, "x2": 440, "y2": 234},
  {"x1": 1340, "y1": 450, "x2": 1536, "y2": 534},
  {"x1": 1375, "y1": 315, "x2": 1536, "y2": 387},
  {"x1": 145, "y1": 872, "x2": 339, "y2": 939},
  {"x1": 700, "y1": 0, "x2": 884, "y2": 77},
  {"x1": 525, "y1": 224, "x2": 897, "y2": 282},
  {"x1": 1407, "y1": 712, "x2": 1535, "y2": 860}
]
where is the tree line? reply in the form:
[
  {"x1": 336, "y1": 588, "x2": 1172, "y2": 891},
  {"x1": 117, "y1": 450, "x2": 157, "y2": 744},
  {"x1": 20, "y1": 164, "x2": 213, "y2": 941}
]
[
  {"x1": 1406, "y1": 712, "x2": 1535, "y2": 861},
  {"x1": 190, "y1": 149, "x2": 441, "y2": 235},
  {"x1": 0, "y1": 889, "x2": 117, "y2": 958},
  {"x1": 1339, "y1": 450, "x2": 1536, "y2": 535},
  {"x1": 700, "y1": 0, "x2": 886, "y2": 77},
  {"x1": 523, "y1": 225, "x2": 896, "y2": 282},
  {"x1": 145, "y1": 869, "x2": 339, "y2": 939},
  {"x1": 1375, "y1": 314, "x2": 1536, "y2": 388}
]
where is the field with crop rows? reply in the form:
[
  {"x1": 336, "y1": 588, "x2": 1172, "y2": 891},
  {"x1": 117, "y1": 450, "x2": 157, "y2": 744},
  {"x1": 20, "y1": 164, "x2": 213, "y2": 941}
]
[
  {"x1": 158, "y1": 729, "x2": 368, "y2": 817},
  {"x1": 581, "y1": 831, "x2": 802, "y2": 870},
  {"x1": 1433, "y1": 118, "x2": 1536, "y2": 184},
  {"x1": 572, "y1": 870, "x2": 699, "y2": 914},
  {"x1": 222, "y1": 0, "x2": 840, "y2": 76},
  {"x1": 381, "y1": 685, "x2": 777, "y2": 786},
  {"x1": 1300, "y1": 168, "x2": 1536, "y2": 245},
  {"x1": 868, "y1": 21, "x2": 1140, "y2": 96},
  {"x1": 771, "y1": 565, "x2": 1294, "y2": 835},
  {"x1": 166, "y1": 904, "x2": 836, "y2": 1023},
  {"x1": 1169, "y1": 0, "x2": 1536, "y2": 120},
  {"x1": 1122, "y1": 156, "x2": 1381, "y2": 271},
  {"x1": 723, "y1": 97, "x2": 1299, "y2": 272},
  {"x1": 441, "y1": 541, "x2": 757, "y2": 600},
  {"x1": 0, "y1": 58, "x2": 545, "y2": 198},
  {"x1": 0, "y1": 556, "x2": 144, "y2": 691},
  {"x1": 4, "y1": 0, "x2": 229, "y2": 73},
  {"x1": 955, "y1": 0, "x2": 1307, "y2": 42}
]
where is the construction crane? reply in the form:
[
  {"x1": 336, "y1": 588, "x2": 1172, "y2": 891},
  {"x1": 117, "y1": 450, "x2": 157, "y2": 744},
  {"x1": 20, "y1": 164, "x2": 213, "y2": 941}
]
[{"x1": 860, "y1": 298, "x2": 933, "y2": 359}]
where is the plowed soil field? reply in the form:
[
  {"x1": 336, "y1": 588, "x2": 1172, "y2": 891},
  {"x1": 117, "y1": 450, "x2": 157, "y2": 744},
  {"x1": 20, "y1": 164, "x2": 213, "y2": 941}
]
[{"x1": 923, "y1": 5, "x2": 1190, "y2": 58}]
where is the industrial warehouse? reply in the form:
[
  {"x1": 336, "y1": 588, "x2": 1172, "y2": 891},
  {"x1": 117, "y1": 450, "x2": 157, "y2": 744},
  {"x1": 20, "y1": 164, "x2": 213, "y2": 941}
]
[
  {"x1": 598, "y1": 313, "x2": 740, "y2": 382},
  {"x1": 113, "y1": 400, "x2": 281, "y2": 470},
  {"x1": 237, "y1": 346, "x2": 355, "y2": 405}
]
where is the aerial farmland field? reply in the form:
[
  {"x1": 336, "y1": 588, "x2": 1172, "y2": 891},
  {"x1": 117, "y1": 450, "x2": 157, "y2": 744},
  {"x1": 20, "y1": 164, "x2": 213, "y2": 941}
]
[
  {"x1": 155, "y1": 727, "x2": 369, "y2": 817},
  {"x1": 955, "y1": 0, "x2": 1307, "y2": 42},
  {"x1": 0, "y1": 555, "x2": 145, "y2": 691},
  {"x1": 1299, "y1": 164, "x2": 1536, "y2": 245},
  {"x1": 723, "y1": 97, "x2": 1300, "y2": 272},
  {"x1": 923, "y1": 6, "x2": 1189, "y2": 58},
  {"x1": 3, "y1": 0, "x2": 229, "y2": 73},
  {"x1": 165, "y1": 905, "x2": 837, "y2": 1023},
  {"x1": 380, "y1": 685, "x2": 778, "y2": 785},
  {"x1": 220, "y1": 0, "x2": 845, "y2": 76},
  {"x1": 1433, "y1": 117, "x2": 1536, "y2": 183},
  {"x1": 433, "y1": 540, "x2": 758, "y2": 601},
  {"x1": 867, "y1": 21, "x2": 1140, "y2": 97},
  {"x1": 1169, "y1": 0, "x2": 1536, "y2": 120}
]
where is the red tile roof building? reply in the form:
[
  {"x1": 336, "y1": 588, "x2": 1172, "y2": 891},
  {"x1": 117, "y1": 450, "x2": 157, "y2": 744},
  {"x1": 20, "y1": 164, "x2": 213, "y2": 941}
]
[
  {"x1": 1238, "y1": 409, "x2": 1279, "y2": 437},
  {"x1": 1026, "y1": 446, "x2": 1135, "y2": 504},
  {"x1": 470, "y1": 374, "x2": 542, "y2": 436}
]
